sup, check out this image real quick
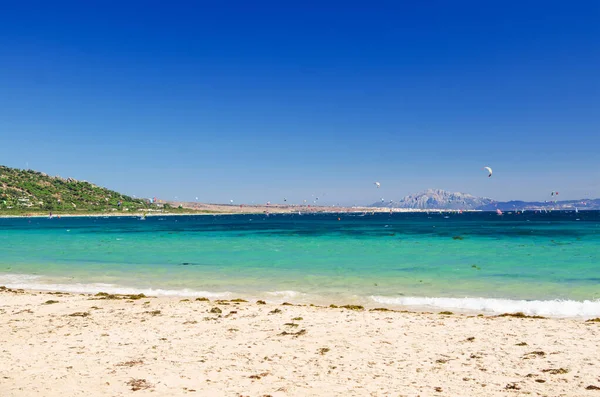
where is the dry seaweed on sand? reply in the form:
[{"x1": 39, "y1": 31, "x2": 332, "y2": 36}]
[
  {"x1": 126, "y1": 378, "x2": 152, "y2": 391},
  {"x1": 586, "y1": 317, "x2": 600, "y2": 322},
  {"x1": 230, "y1": 298, "x2": 248, "y2": 303},
  {"x1": 279, "y1": 329, "x2": 307, "y2": 337},
  {"x1": 340, "y1": 305, "x2": 364, "y2": 311},
  {"x1": 439, "y1": 311, "x2": 453, "y2": 315},
  {"x1": 542, "y1": 368, "x2": 569, "y2": 374},
  {"x1": 497, "y1": 312, "x2": 546, "y2": 319},
  {"x1": 195, "y1": 297, "x2": 209, "y2": 302},
  {"x1": 116, "y1": 360, "x2": 143, "y2": 367},
  {"x1": 269, "y1": 308, "x2": 282, "y2": 314},
  {"x1": 144, "y1": 310, "x2": 161, "y2": 316},
  {"x1": 370, "y1": 307, "x2": 392, "y2": 312},
  {"x1": 209, "y1": 307, "x2": 222, "y2": 314},
  {"x1": 68, "y1": 312, "x2": 90, "y2": 317},
  {"x1": 43, "y1": 300, "x2": 59, "y2": 305},
  {"x1": 256, "y1": 300, "x2": 266, "y2": 305}
]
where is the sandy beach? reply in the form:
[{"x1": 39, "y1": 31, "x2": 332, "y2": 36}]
[{"x1": 1, "y1": 288, "x2": 599, "y2": 396}]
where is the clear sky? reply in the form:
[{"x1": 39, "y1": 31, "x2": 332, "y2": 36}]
[{"x1": 1, "y1": 1, "x2": 598, "y2": 205}]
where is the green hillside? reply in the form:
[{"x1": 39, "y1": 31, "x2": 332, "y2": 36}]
[{"x1": 0, "y1": 165, "x2": 149, "y2": 214}]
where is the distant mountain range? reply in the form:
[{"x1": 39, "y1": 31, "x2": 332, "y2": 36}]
[{"x1": 370, "y1": 189, "x2": 600, "y2": 210}]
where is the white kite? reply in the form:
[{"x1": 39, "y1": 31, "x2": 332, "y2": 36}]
[
  {"x1": 483, "y1": 166, "x2": 493, "y2": 178},
  {"x1": 374, "y1": 182, "x2": 381, "y2": 188}
]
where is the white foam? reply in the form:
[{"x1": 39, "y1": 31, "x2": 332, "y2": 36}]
[
  {"x1": 370, "y1": 295, "x2": 600, "y2": 318},
  {"x1": 0, "y1": 274, "x2": 230, "y2": 298},
  {"x1": 266, "y1": 290, "x2": 303, "y2": 298}
]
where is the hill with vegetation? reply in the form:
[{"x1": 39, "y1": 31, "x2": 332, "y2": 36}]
[{"x1": 0, "y1": 165, "x2": 150, "y2": 214}]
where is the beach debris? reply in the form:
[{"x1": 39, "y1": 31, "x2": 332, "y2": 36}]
[
  {"x1": 292, "y1": 317, "x2": 303, "y2": 321},
  {"x1": 180, "y1": 299, "x2": 190, "y2": 302},
  {"x1": 535, "y1": 379, "x2": 546, "y2": 383},
  {"x1": 269, "y1": 308, "x2": 282, "y2": 314},
  {"x1": 249, "y1": 372, "x2": 269, "y2": 380},
  {"x1": 370, "y1": 307, "x2": 392, "y2": 312},
  {"x1": 318, "y1": 347, "x2": 330, "y2": 355},
  {"x1": 144, "y1": 310, "x2": 161, "y2": 316},
  {"x1": 542, "y1": 368, "x2": 569, "y2": 375},
  {"x1": 497, "y1": 312, "x2": 546, "y2": 319},
  {"x1": 505, "y1": 383, "x2": 521, "y2": 390},
  {"x1": 68, "y1": 312, "x2": 90, "y2": 317},
  {"x1": 43, "y1": 300, "x2": 59, "y2": 305},
  {"x1": 439, "y1": 311, "x2": 454, "y2": 315},
  {"x1": 126, "y1": 378, "x2": 153, "y2": 391},
  {"x1": 523, "y1": 351, "x2": 546, "y2": 359},
  {"x1": 93, "y1": 292, "x2": 147, "y2": 300},
  {"x1": 340, "y1": 305, "x2": 364, "y2": 311},
  {"x1": 209, "y1": 307, "x2": 222, "y2": 314},
  {"x1": 434, "y1": 387, "x2": 443, "y2": 392},
  {"x1": 483, "y1": 166, "x2": 493, "y2": 177},
  {"x1": 279, "y1": 329, "x2": 307, "y2": 337},
  {"x1": 116, "y1": 360, "x2": 143, "y2": 367},
  {"x1": 515, "y1": 342, "x2": 528, "y2": 346},
  {"x1": 586, "y1": 318, "x2": 600, "y2": 322},
  {"x1": 284, "y1": 323, "x2": 299, "y2": 328},
  {"x1": 465, "y1": 337, "x2": 475, "y2": 342},
  {"x1": 195, "y1": 297, "x2": 209, "y2": 302},
  {"x1": 230, "y1": 298, "x2": 248, "y2": 303},
  {"x1": 586, "y1": 385, "x2": 600, "y2": 390},
  {"x1": 281, "y1": 302, "x2": 293, "y2": 306},
  {"x1": 256, "y1": 300, "x2": 266, "y2": 305}
]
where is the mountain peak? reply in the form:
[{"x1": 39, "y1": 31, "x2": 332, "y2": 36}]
[{"x1": 372, "y1": 189, "x2": 493, "y2": 209}]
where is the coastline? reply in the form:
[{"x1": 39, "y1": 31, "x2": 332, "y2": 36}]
[{"x1": 1, "y1": 287, "x2": 599, "y2": 396}]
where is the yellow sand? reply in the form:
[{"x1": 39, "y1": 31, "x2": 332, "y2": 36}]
[{"x1": 1, "y1": 289, "x2": 599, "y2": 396}]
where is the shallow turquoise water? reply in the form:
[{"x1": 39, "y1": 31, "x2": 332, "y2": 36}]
[{"x1": 1, "y1": 212, "x2": 599, "y2": 315}]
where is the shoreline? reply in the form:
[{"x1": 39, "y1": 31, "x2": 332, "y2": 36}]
[
  {"x1": 1, "y1": 287, "x2": 599, "y2": 396},
  {"x1": 2, "y1": 281, "x2": 599, "y2": 319}
]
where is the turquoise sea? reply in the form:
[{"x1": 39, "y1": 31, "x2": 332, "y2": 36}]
[{"x1": 1, "y1": 211, "x2": 599, "y2": 316}]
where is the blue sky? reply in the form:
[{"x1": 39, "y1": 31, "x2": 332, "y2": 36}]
[{"x1": 1, "y1": 1, "x2": 598, "y2": 205}]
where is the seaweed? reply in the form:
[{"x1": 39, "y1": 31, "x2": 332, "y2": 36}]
[
  {"x1": 256, "y1": 300, "x2": 266, "y2": 305},
  {"x1": 269, "y1": 308, "x2": 282, "y2": 314},
  {"x1": 439, "y1": 311, "x2": 453, "y2": 315},
  {"x1": 195, "y1": 297, "x2": 210, "y2": 302},
  {"x1": 542, "y1": 368, "x2": 569, "y2": 375},
  {"x1": 68, "y1": 312, "x2": 90, "y2": 317},
  {"x1": 281, "y1": 302, "x2": 293, "y2": 306},
  {"x1": 498, "y1": 312, "x2": 547, "y2": 319},
  {"x1": 292, "y1": 317, "x2": 303, "y2": 321},
  {"x1": 340, "y1": 305, "x2": 364, "y2": 311},
  {"x1": 515, "y1": 342, "x2": 528, "y2": 346},
  {"x1": 586, "y1": 318, "x2": 600, "y2": 323},
  {"x1": 505, "y1": 383, "x2": 521, "y2": 390},
  {"x1": 126, "y1": 378, "x2": 152, "y2": 391},
  {"x1": 523, "y1": 351, "x2": 546, "y2": 359},
  {"x1": 284, "y1": 323, "x2": 299, "y2": 328},
  {"x1": 209, "y1": 307, "x2": 222, "y2": 314},
  {"x1": 43, "y1": 300, "x2": 59, "y2": 305},
  {"x1": 230, "y1": 298, "x2": 248, "y2": 303},
  {"x1": 279, "y1": 329, "x2": 306, "y2": 337},
  {"x1": 370, "y1": 307, "x2": 392, "y2": 312},
  {"x1": 318, "y1": 347, "x2": 330, "y2": 355},
  {"x1": 117, "y1": 360, "x2": 143, "y2": 367},
  {"x1": 144, "y1": 310, "x2": 161, "y2": 316}
]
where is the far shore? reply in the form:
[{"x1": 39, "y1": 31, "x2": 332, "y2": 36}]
[{"x1": 0, "y1": 204, "x2": 484, "y2": 218}]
